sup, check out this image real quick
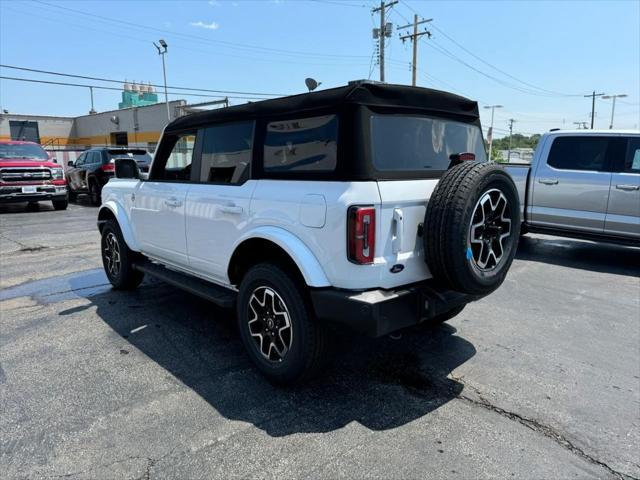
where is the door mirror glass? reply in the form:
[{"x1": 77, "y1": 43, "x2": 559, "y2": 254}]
[{"x1": 114, "y1": 158, "x2": 140, "y2": 179}]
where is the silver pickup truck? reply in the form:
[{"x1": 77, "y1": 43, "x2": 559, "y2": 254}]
[{"x1": 505, "y1": 130, "x2": 639, "y2": 246}]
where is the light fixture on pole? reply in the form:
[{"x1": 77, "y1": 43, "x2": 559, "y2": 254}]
[
  {"x1": 153, "y1": 39, "x2": 170, "y2": 121},
  {"x1": 601, "y1": 94, "x2": 628, "y2": 129},
  {"x1": 483, "y1": 104, "x2": 503, "y2": 161}
]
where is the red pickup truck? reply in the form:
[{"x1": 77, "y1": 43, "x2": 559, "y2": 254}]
[{"x1": 0, "y1": 140, "x2": 68, "y2": 210}]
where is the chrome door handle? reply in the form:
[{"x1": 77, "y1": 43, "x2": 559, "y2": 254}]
[
  {"x1": 164, "y1": 197, "x2": 182, "y2": 208},
  {"x1": 538, "y1": 178, "x2": 559, "y2": 185},
  {"x1": 615, "y1": 184, "x2": 640, "y2": 191},
  {"x1": 219, "y1": 204, "x2": 243, "y2": 215}
]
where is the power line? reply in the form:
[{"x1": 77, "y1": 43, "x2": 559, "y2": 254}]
[
  {"x1": 307, "y1": 0, "x2": 369, "y2": 7},
  {"x1": 0, "y1": 76, "x2": 275, "y2": 101},
  {"x1": 395, "y1": 1, "x2": 586, "y2": 98},
  {"x1": 32, "y1": 0, "x2": 370, "y2": 60},
  {"x1": 5, "y1": 2, "x2": 374, "y2": 69},
  {"x1": 0, "y1": 64, "x2": 284, "y2": 97}
]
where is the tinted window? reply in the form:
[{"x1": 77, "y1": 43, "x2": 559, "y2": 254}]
[
  {"x1": 199, "y1": 122, "x2": 254, "y2": 184},
  {"x1": 547, "y1": 136, "x2": 609, "y2": 171},
  {"x1": 264, "y1": 115, "x2": 338, "y2": 173},
  {"x1": 75, "y1": 153, "x2": 86, "y2": 166},
  {"x1": 370, "y1": 115, "x2": 486, "y2": 171},
  {"x1": 625, "y1": 138, "x2": 640, "y2": 173}
]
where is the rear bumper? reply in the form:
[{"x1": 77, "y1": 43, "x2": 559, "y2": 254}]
[
  {"x1": 0, "y1": 185, "x2": 67, "y2": 203},
  {"x1": 310, "y1": 281, "x2": 482, "y2": 337}
]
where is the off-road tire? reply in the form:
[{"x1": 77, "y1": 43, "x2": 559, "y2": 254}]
[
  {"x1": 237, "y1": 263, "x2": 327, "y2": 384},
  {"x1": 52, "y1": 199, "x2": 68, "y2": 210},
  {"x1": 424, "y1": 162, "x2": 520, "y2": 295},
  {"x1": 100, "y1": 220, "x2": 144, "y2": 290}
]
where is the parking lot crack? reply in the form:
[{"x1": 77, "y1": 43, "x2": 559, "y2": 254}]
[{"x1": 451, "y1": 379, "x2": 636, "y2": 480}]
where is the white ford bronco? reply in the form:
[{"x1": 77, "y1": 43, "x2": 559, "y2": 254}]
[{"x1": 98, "y1": 81, "x2": 520, "y2": 383}]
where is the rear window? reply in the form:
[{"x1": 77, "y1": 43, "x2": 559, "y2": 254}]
[
  {"x1": 107, "y1": 149, "x2": 152, "y2": 163},
  {"x1": 264, "y1": 115, "x2": 338, "y2": 173},
  {"x1": 370, "y1": 115, "x2": 486, "y2": 171},
  {"x1": 0, "y1": 143, "x2": 48, "y2": 160}
]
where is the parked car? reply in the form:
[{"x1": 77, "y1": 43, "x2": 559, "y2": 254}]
[
  {"x1": 97, "y1": 81, "x2": 521, "y2": 383},
  {"x1": 66, "y1": 147, "x2": 152, "y2": 205},
  {"x1": 0, "y1": 140, "x2": 68, "y2": 210},
  {"x1": 505, "y1": 130, "x2": 639, "y2": 245}
]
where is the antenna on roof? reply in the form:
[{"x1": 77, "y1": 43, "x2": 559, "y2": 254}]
[{"x1": 305, "y1": 78, "x2": 321, "y2": 92}]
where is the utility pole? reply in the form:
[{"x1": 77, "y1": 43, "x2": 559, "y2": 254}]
[
  {"x1": 602, "y1": 94, "x2": 628, "y2": 129},
  {"x1": 483, "y1": 104, "x2": 503, "y2": 161},
  {"x1": 372, "y1": 1, "x2": 397, "y2": 82},
  {"x1": 88, "y1": 86, "x2": 96, "y2": 115},
  {"x1": 507, "y1": 118, "x2": 516, "y2": 162},
  {"x1": 584, "y1": 91, "x2": 605, "y2": 129},
  {"x1": 398, "y1": 15, "x2": 432, "y2": 86}
]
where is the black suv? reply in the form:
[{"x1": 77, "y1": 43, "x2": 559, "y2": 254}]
[{"x1": 66, "y1": 147, "x2": 152, "y2": 205}]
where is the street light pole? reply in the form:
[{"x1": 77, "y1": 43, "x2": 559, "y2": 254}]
[
  {"x1": 602, "y1": 94, "x2": 628, "y2": 129},
  {"x1": 483, "y1": 104, "x2": 503, "y2": 161},
  {"x1": 154, "y1": 39, "x2": 170, "y2": 121}
]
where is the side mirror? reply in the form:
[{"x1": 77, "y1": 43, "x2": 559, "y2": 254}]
[
  {"x1": 67, "y1": 160, "x2": 74, "y2": 167},
  {"x1": 114, "y1": 158, "x2": 140, "y2": 179}
]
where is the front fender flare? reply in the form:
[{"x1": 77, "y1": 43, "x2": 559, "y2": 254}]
[
  {"x1": 98, "y1": 200, "x2": 140, "y2": 252},
  {"x1": 231, "y1": 226, "x2": 330, "y2": 287}
]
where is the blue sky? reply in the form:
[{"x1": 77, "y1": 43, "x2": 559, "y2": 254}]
[{"x1": 1, "y1": 0, "x2": 639, "y2": 137}]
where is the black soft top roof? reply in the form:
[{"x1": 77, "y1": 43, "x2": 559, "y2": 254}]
[{"x1": 166, "y1": 82, "x2": 480, "y2": 133}]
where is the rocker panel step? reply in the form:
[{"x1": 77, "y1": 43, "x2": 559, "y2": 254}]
[{"x1": 134, "y1": 261, "x2": 236, "y2": 309}]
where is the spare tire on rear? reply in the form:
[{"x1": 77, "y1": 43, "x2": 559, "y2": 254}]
[{"x1": 424, "y1": 161, "x2": 520, "y2": 295}]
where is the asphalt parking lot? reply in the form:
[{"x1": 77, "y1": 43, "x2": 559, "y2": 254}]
[{"x1": 1, "y1": 201, "x2": 639, "y2": 480}]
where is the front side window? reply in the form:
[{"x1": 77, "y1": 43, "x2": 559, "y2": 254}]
[
  {"x1": 0, "y1": 143, "x2": 49, "y2": 160},
  {"x1": 153, "y1": 133, "x2": 196, "y2": 181},
  {"x1": 547, "y1": 136, "x2": 609, "y2": 171},
  {"x1": 264, "y1": 115, "x2": 338, "y2": 173},
  {"x1": 370, "y1": 115, "x2": 486, "y2": 172},
  {"x1": 198, "y1": 122, "x2": 254, "y2": 184},
  {"x1": 625, "y1": 138, "x2": 640, "y2": 173}
]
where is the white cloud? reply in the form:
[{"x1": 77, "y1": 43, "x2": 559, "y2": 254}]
[
  {"x1": 189, "y1": 20, "x2": 220, "y2": 30},
  {"x1": 208, "y1": 0, "x2": 220, "y2": 5}
]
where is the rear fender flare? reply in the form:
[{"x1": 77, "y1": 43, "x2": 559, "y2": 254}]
[{"x1": 231, "y1": 226, "x2": 330, "y2": 287}]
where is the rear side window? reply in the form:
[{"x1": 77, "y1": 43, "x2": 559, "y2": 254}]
[
  {"x1": 547, "y1": 136, "x2": 609, "y2": 171},
  {"x1": 199, "y1": 121, "x2": 254, "y2": 184},
  {"x1": 625, "y1": 138, "x2": 640, "y2": 173},
  {"x1": 264, "y1": 115, "x2": 338, "y2": 173},
  {"x1": 370, "y1": 115, "x2": 486, "y2": 172}
]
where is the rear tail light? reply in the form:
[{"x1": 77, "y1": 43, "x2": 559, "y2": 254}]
[
  {"x1": 347, "y1": 206, "x2": 376, "y2": 264},
  {"x1": 449, "y1": 152, "x2": 476, "y2": 167},
  {"x1": 101, "y1": 162, "x2": 115, "y2": 172}
]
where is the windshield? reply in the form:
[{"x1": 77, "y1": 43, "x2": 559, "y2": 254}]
[
  {"x1": 107, "y1": 150, "x2": 152, "y2": 163},
  {"x1": 0, "y1": 143, "x2": 49, "y2": 160},
  {"x1": 370, "y1": 115, "x2": 487, "y2": 172}
]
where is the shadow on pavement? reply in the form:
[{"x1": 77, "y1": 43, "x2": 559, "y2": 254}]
[
  {"x1": 67, "y1": 271, "x2": 476, "y2": 437},
  {"x1": 516, "y1": 235, "x2": 640, "y2": 277}
]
